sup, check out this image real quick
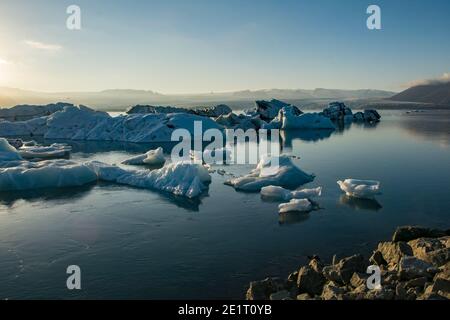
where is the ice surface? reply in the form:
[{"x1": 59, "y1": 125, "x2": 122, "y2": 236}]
[
  {"x1": 261, "y1": 185, "x2": 322, "y2": 201},
  {"x1": 278, "y1": 199, "x2": 313, "y2": 213},
  {"x1": 337, "y1": 179, "x2": 381, "y2": 199},
  {"x1": 225, "y1": 155, "x2": 314, "y2": 191},
  {"x1": 121, "y1": 147, "x2": 165, "y2": 166},
  {"x1": 0, "y1": 138, "x2": 22, "y2": 162},
  {"x1": 280, "y1": 107, "x2": 336, "y2": 130}
]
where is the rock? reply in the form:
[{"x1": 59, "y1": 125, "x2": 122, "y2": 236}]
[
  {"x1": 428, "y1": 272, "x2": 450, "y2": 294},
  {"x1": 323, "y1": 254, "x2": 366, "y2": 285},
  {"x1": 417, "y1": 292, "x2": 448, "y2": 300},
  {"x1": 408, "y1": 237, "x2": 445, "y2": 264},
  {"x1": 308, "y1": 258, "x2": 323, "y2": 273},
  {"x1": 246, "y1": 277, "x2": 285, "y2": 300},
  {"x1": 365, "y1": 287, "x2": 395, "y2": 300},
  {"x1": 269, "y1": 290, "x2": 291, "y2": 300},
  {"x1": 398, "y1": 256, "x2": 436, "y2": 280},
  {"x1": 377, "y1": 241, "x2": 413, "y2": 267},
  {"x1": 297, "y1": 265, "x2": 326, "y2": 296},
  {"x1": 405, "y1": 276, "x2": 427, "y2": 289},
  {"x1": 296, "y1": 293, "x2": 312, "y2": 300},
  {"x1": 323, "y1": 265, "x2": 341, "y2": 283},
  {"x1": 392, "y1": 226, "x2": 447, "y2": 242},
  {"x1": 350, "y1": 272, "x2": 368, "y2": 288},
  {"x1": 321, "y1": 282, "x2": 347, "y2": 300},
  {"x1": 369, "y1": 250, "x2": 387, "y2": 266}
]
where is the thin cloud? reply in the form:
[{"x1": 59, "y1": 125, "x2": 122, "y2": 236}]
[
  {"x1": 404, "y1": 73, "x2": 450, "y2": 88},
  {"x1": 0, "y1": 58, "x2": 10, "y2": 65},
  {"x1": 24, "y1": 40, "x2": 62, "y2": 51}
]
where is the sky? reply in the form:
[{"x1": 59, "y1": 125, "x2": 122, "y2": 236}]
[{"x1": 0, "y1": 0, "x2": 449, "y2": 93}]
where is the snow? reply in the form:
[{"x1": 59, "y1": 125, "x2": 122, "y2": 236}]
[
  {"x1": 121, "y1": 147, "x2": 166, "y2": 166},
  {"x1": 337, "y1": 179, "x2": 381, "y2": 199},
  {"x1": 18, "y1": 143, "x2": 71, "y2": 159},
  {"x1": 0, "y1": 138, "x2": 22, "y2": 162},
  {"x1": 225, "y1": 155, "x2": 315, "y2": 192},
  {"x1": 261, "y1": 185, "x2": 322, "y2": 201},
  {"x1": 88, "y1": 160, "x2": 211, "y2": 198},
  {"x1": 0, "y1": 103, "x2": 71, "y2": 121},
  {"x1": 0, "y1": 159, "x2": 98, "y2": 191},
  {"x1": 278, "y1": 199, "x2": 313, "y2": 213}
]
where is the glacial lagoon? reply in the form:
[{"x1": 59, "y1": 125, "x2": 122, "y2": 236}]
[{"x1": 0, "y1": 110, "x2": 449, "y2": 299}]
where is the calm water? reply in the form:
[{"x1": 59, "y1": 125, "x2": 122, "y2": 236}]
[{"x1": 0, "y1": 110, "x2": 449, "y2": 299}]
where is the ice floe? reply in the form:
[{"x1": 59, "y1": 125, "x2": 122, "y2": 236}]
[
  {"x1": 121, "y1": 147, "x2": 166, "y2": 166},
  {"x1": 18, "y1": 143, "x2": 72, "y2": 159},
  {"x1": 255, "y1": 99, "x2": 302, "y2": 121},
  {"x1": 225, "y1": 155, "x2": 314, "y2": 192},
  {"x1": 126, "y1": 104, "x2": 232, "y2": 118},
  {"x1": 278, "y1": 199, "x2": 313, "y2": 214},
  {"x1": 261, "y1": 185, "x2": 322, "y2": 201},
  {"x1": 337, "y1": 179, "x2": 381, "y2": 199},
  {"x1": 280, "y1": 108, "x2": 336, "y2": 130},
  {"x1": 0, "y1": 159, "x2": 98, "y2": 191}
]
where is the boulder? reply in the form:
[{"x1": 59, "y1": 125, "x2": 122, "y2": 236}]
[
  {"x1": 269, "y1": 290, "x2": 291, "y2": 300},
  {"x1": 246, "y1": 277, "x2": 285, "y2": 300},
  {"x1": 392, "y1": 226, "x2": 447, "y2": 242},
  {"x1": 321, "y1": 281, "x2": 347, "y2": 300},
  {"x1": 408, "y1": 237, "x2": 449, "y2": 266},
  {"x1": 297, "y1": 264, "x2": 326, "y2": 296},
  {"x1": 377, "y1": 241, "x2": 413, "y2": 267},
  {"x1": 398, "y1": 256, "x2": 436, "y2": 280}
]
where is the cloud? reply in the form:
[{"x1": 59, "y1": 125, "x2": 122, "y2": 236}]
[
  {"x1": 24, "y1": 40, "x2": 62, "y2": 51},
  {"x1": 404, "y1": 73, "x2": 450, "y2": 88}
]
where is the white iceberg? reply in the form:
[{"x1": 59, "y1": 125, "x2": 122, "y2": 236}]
[
  {"x1": 0, "y1": 138, "x2": 22, "y2": 162},
  {"x1": 18, "y1": 143, "x2": 72, "y2": 159},
  {"x1": 88, "y1": 161, "x2": 211, "y2": 198},
  {"x1": 0, "y1": 103, "x2": 70, "y2": 121},
  {"x1": 261, "y1": 185, "x2": 322, "y2": 201},
  {"x1": 337, "y1": 179, "x2": 381, "y2": 199},
  {"x1": 279, "y1": 199, "x2": 313, "y2": 214},
  {"x1": 0, "y1": 159, "x2": 98, "y2": 191},
  {"x1": 280, "y1": 107, "x2": 336, "y2": 130},
  {"x1": 121, "y1": 147, "x2": 165, "y2": 166},
  {"x1": 225, "y1": 155, "x2": 314, "y2": 192}
]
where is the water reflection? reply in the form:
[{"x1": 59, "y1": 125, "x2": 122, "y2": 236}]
[
  {"x1": 0, "y1": 183, "x2": 96, "y2": 207},
  {"x1": 400, "y1": 112, "x2": 450, "y2": 146},
  {"x1": 281, "y1": 129, "x2": 335, "y2": 148},
  {"x1": 278, "y1": 212, "x2": 310, "y2": 225},
  {"x1": 339, "y1": 195, "x2": 382, "y2": 211}
]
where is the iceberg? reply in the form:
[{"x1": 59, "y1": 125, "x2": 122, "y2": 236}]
[
  {"x1": 280, "y1": 107, "x2": 336, "y2": 130},
  {"x1": 278, "y1": 199, "x2": 313, "y2": 214},
  {"x1": 18, "y1": 143, "x2": 72, "y2": 159},
  {"x1": 337, "y1": 179, "x2": 381, "y2": 199},
  {"x1": 255, "y1": 99, "x2": 302, "y2": 121},
  {"x1": 0, "y1": 102, "x2": 71, "y2": 121},
  {"x1": 225, "y1": 155, "x2": 314, "y2": 192},
  {"x1": 0, "y1": 138, "x2": 22, "y2": 162},
  {"x1": 121, "y1": 147, "x2": 165, "y2": 166},
  {"x1": 261, "y1": 185, "x2": 322, "y2": 201},
  {"x1": 0, "y1": 159, "x2": 98, "y2": 191},
  {"x1": 88, "y1": 161, "x2": 211, "y2": 198}
]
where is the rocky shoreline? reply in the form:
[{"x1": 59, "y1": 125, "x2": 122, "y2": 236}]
[{"x1": 245, "y1": 226, "x2": 450, "y2": 300}]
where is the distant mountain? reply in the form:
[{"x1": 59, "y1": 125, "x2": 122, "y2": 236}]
[
  {"x1": 0, "y1": 86, "x2": 396, "y2": 110},
  {"x1": 390, "y1": 82, "x2": 450, "y2": 106}
]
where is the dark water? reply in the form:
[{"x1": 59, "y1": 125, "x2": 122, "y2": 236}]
[{"x1": 0, "y1": 110, "x2": 449, "y2": 299}]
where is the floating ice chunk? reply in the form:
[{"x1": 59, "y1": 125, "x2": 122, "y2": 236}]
[
  {"x1": 225, "y1": 155, "x2": 314, "y2": 192},
  {"x1": 18, "y1": 143, "x2": 72, "y2": 159},
  {"x1": 261, "y1": 185, "x2": 292, "y2": 201},
  {"x1": 0, "y1": 159, "x2": 98, "y2": 191},
  {"x1": 291, "y1": 186, "x2": 322, "y2": 199},
  {"x1": 202, "y1": 147, "x2": 232, "y2": 164},
  {"x1": 278, "y1": 199, "x2": 313, "y2": 214},
  {"x1": 337, "y1": 179, "x2": 381, "y2": 199},
  {"x1": 0, "y1": 138, "x2": 22, "y2": 162},
  {"x1": 88, "y1": 161, "x2": 211, "y2": 198},
  {"x1": 121, "y1": 147, "x2": 165, "y2": 166},
  {"x1": 261, "y1": 185, "x2": 322, "y2": 201}
]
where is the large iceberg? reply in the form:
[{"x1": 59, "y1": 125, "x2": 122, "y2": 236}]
[
  {"x1": 337, "y1": 179, "x2": 381, "y2": 199},
  {"x1": 0, "y1": 102, "x2": 71, "y2": 121},
  {"x1": 255, "y1": 99, "x2": 302, "y2": 121},
  {"x1": 0, "y1": 105, "x2": 222, "y2": 142},
  {"x1": 126, "y1": 104, "x2": 232, "y2": 118},
  {"x1": 225, "y1": 155, "x2": 314, "y2": 192}
]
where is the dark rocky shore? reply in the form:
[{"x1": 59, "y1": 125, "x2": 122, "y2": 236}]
[{"x1": 246, "y1": 226, "x2": 450, "y2": 300}]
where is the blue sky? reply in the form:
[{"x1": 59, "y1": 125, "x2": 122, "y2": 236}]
[{"x1": 0, "y1": 0, "x2": 449, "y2": 93}]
